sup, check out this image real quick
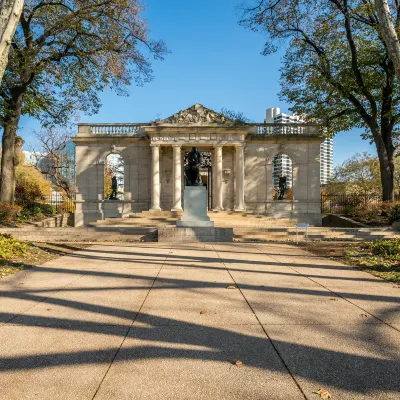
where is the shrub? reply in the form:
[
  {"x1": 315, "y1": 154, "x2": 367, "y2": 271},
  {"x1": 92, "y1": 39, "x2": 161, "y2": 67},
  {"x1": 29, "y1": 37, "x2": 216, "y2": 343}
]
[
  {"x1": 38, "y1": 204, "x2": 56, "y2": 215},
  {"x1": 0, "y1": 203, "x2": 22, "y2": 224},
  {"x1": 0, "y1": 234, "x2": 27, "y2": 259},
  {"x1": 389, "y1": 204, "x2": 400, "y2": 224},
  {"x1": 15, "y1": 165, "x2": 52, "y2": 204},
  {"x1": 353, "y1": 203, "x2": 381, "y2": 221},
  {"x1": 367, "y1": 239, "x2": 400, "y2": 257}
]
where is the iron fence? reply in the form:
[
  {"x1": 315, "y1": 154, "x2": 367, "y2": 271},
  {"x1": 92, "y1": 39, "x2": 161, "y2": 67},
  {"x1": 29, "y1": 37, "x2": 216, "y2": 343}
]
[
  {"x1": 320, "y1": 194, "x2": 400, "y2": 214},
  {"x1": 15, "y1": 193, "x2": 75, "y2": 215}
]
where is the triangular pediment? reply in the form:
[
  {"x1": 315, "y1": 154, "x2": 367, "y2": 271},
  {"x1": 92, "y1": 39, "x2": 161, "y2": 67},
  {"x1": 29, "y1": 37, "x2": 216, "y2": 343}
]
[{"x1": 160, "y1": 104, "x2": 237, "y2": 125}]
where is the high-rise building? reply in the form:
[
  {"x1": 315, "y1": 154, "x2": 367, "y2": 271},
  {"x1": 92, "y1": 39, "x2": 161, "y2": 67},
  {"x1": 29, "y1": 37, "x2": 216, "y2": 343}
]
[{"x1": 265, "y1": 108, "x2": 333, "y2": 186}]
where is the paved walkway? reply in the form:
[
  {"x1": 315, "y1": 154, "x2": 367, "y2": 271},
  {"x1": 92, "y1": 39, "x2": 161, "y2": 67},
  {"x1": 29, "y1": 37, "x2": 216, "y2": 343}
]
[{"x1": 0, "y1": 243, "x2": 399, "y2": 399}]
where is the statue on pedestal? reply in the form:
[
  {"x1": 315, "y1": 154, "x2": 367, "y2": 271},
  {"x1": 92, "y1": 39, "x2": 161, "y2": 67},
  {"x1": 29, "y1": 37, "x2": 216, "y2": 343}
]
[
  {"x1": 278, "y1": 176, "x2": 287, "y2": 200},
  {"x1": 184, "y1": 147, "x2": 203, "y2": 186},
  {"x1": 109, "y1": 175, "x2": 118, "y2": 200}
]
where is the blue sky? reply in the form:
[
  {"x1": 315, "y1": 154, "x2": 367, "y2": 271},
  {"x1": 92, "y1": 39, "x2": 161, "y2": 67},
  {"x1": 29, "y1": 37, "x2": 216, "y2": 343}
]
[{"x1": 19, "y1": 0, "x2": 376, "y2": 165}]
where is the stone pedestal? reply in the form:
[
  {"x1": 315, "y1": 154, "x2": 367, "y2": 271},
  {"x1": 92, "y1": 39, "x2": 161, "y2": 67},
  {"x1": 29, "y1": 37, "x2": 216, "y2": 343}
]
[
  {"x1": 177, "y1": 186, "x2": 214, "y2": 227},
  {"x1": 103, "y1": 201, "x2": 123, "y2": 218},
  {"x1": 158, "y1": 227, "x2": 233, "y2": 242}
]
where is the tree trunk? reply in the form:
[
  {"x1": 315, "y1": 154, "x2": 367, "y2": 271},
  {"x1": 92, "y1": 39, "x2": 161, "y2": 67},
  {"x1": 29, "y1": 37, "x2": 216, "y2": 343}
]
[
  {"x1": 375, "y1": 0, "x2": 400, "y2": 83},
  {"x1": 0, "y1": 0, "x2": 24, "y2": 83},
  {"x1": 0, "y1": 119, "x2": 18, "y2": 203},
  {"x1": 374, "y1": 130, "x2": 395, "y2": 201}
]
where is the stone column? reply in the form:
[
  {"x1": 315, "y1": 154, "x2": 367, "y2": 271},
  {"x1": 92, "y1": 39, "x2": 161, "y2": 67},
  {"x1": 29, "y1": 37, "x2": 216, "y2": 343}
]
[
  {"x1": 150, "y1": 144, "x2": 161, "y2": 211},
  {"x1": 235, "y1": 144, "x2": 245, "y2": 211},
  {"x1": 172, "y1": 145, "x2": 183, "y2": 211},
  {"x1": 214, "y1": 144, "x2": 224, "y2": 211}
]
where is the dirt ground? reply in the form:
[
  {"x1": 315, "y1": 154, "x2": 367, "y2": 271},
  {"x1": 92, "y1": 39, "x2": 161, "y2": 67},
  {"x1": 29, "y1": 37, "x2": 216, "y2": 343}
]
[
  {"x1": 300, "y1": 241, "x2": 400, "y2": 284},
  {"x1": 0, "y1": 242, "x2": 90, "y2": 278}
]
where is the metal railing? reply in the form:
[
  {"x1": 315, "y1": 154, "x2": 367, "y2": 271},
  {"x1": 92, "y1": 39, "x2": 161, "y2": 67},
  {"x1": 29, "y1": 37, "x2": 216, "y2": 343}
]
[
  {"x1": 15, "y1": 193, "x2": 76, "y2": 214},
  {"x1": 320, "y1": 194, "x2": 400, "y2": 214}
]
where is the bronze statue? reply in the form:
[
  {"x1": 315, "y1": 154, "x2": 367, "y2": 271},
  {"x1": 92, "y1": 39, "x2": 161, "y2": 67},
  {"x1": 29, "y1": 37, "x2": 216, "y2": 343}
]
[
  {"x1": 184, "y1": 147, "x2": 203, "y2": 186},
  {"x1": 278, "y1": 176, "x2": 287, "y2": 200},
  {"x1": 110, "y1": 175, "x2": 118, "y2": 199}
]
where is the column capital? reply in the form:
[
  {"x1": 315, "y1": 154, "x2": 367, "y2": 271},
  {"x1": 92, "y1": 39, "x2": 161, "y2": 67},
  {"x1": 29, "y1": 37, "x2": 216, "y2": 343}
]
[
  {"x1": 172, "y1": 144, "x2": 182, "y2": 149},
  {"x1": 214, "y1": 144, "x2": 223, "y2": 148},
  {"x1": 234, "y1": 143, "x2": 245, "y2": 149},
  {"x1": 150, "y1": 143, "x2": 160, "y2": 148}
]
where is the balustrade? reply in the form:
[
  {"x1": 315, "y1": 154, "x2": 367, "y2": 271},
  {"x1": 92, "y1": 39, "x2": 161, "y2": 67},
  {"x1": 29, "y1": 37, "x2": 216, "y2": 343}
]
[
  {"x1": 89, "y1": 124, "x2": 147, "y2": 135},
  {"x1": 256, "y1": 123, "x2": 321, "y2": 135}
]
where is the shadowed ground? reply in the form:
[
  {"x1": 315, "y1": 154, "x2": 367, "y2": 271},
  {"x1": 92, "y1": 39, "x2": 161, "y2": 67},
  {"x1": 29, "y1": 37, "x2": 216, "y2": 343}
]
[{"x1": 0, "y1": 243, "x2": 399, "y2": 399}]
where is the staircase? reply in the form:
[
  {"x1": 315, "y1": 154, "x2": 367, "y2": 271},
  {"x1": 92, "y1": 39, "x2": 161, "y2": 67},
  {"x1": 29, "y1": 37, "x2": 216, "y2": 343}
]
[
  {"x1": 88, "y1": 211, "x2": 399, "y2": 242},
  {"x1": 91, "y1": 210, "x2": 295, "y2": 228}
]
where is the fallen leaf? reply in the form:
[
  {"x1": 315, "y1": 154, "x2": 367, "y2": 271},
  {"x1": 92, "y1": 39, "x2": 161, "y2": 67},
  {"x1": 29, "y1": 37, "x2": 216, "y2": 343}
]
[
  {"x1": 232, "y1": 360, "x2": 243, "y2": 367},
  {"x1": 200, "y1": 310, "x2": 207, "y2": 315},
  {"x1": 313, "y1": 388, "x2": 332, "y2": 399},
  {"x1": 361, "y1": 314, "x2": 369, "y2": 318},
  {"x1": 47, "y1": 308, "x2": 52, "y2": 311},
  {"x1": 329, "y1": 298, "x2": 338, "y2": 301},
  {"x1": 227, "y1": 285, "x2": 237, "y2": 289}
]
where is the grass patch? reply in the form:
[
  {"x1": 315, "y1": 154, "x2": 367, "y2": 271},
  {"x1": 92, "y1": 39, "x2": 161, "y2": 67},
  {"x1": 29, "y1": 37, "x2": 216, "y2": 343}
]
[
  {"x1": 0, "y1": 235, "x2": 90, "y2": 278},
  {"x1": 345, "y1": 239, "x2": 400, "y2": 283},
  {"x1": 300, "y1": 240, "x2": 400, "y2": 284}
]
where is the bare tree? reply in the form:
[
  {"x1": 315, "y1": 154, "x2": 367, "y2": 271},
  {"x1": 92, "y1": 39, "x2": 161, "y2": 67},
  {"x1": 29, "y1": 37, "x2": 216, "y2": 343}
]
[
  {"x1": 29, "y1": 128, "x2": 76, "y2": 199},
  {"x1": 375, "y1": 1, "x2": 400, "y2": 82},
  {"x1": 0, "y1": 0, "x2": 24, "y2": 83}
]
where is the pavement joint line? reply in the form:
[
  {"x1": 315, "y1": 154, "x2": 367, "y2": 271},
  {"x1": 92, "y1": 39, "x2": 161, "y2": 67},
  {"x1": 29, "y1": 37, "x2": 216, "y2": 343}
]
[
  {"x1": 212, "y1": 245, "x2": 309, "y2": 400},
  {"x1": 255, "y1": 245, "x2": 400, "y2": 335},
  {"x1": 0, "y1": 271, "x2": 88, "y2": 328},
  {"x1": 91, "y1": 245, "x2": 173, "y2": 400}
]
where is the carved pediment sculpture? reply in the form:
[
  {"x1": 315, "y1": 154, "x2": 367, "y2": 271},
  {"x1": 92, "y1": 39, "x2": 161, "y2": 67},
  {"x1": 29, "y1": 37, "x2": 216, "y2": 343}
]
[{"x1": 160, "y1": 104, "x2": 241, "y2": 125}]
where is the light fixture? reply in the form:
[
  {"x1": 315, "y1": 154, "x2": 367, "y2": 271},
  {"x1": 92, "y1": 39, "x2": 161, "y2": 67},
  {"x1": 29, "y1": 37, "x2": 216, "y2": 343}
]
[{"x1": 223, "y1": 169, "x2": 231, "y2": 183}]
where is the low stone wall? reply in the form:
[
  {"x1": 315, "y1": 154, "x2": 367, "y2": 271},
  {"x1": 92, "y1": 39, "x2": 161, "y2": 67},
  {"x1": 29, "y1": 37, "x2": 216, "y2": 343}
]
[
  {"x1": 0, "y1": 227, "x2": 156, "y2": 242},
  {"x1": 33, "y1": 213, "x2": 74, "y2": 228},
  {"x1": 322, "y1": 214, "x2": 367, "y2": 228}
]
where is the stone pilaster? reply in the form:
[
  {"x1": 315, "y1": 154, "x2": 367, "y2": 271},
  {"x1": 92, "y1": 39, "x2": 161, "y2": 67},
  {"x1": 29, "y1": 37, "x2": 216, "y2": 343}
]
[
  {"x1": 172, "y1": 145, "x2": 183, "y2": 211},
  {"x1": 150, "y1": 144, "x2": 162, "y2": 211},
  {"x1": 234, "y1": 144, "x2": 245, "y2": 211},
  {"x1": 214, "y1": 145, "x2": 224, "y2": 211}
]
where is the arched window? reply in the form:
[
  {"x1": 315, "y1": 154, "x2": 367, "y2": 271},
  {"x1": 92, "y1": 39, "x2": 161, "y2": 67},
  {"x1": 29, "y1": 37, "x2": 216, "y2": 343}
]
[
  {"x1": 272, "y1": 154, "x2": 293, "y2": 200},
  {"x1": 104, "y1": 153, "x2": 124, "y2": 200}
]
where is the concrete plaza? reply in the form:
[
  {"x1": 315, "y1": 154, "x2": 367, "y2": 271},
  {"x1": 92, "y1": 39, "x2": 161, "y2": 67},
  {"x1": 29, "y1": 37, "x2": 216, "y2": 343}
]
[{"x1": 0, "y1": 243, "x2": 399, "y2": 399}]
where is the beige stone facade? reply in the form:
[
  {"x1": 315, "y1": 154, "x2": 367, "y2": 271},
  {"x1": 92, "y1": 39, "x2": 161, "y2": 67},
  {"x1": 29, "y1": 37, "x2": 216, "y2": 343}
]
[{"x1": 72, "y1": 104, "x2": 324, "y2": 226}]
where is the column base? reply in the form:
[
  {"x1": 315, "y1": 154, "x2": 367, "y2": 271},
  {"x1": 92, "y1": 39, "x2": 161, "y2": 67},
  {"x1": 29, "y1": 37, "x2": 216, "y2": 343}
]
[
  {"x1": 150, "y1": 207, "x2": 162, "y2": 211},
  {"x1": 213, "y1": 207, "x2": 224, "y2": 211},
  {"x1": 234, "y1": 207, "x2": 246, "y2": 212},
  {"x1": 171, "y1": 207, "x2": 183, "y2": 212}
]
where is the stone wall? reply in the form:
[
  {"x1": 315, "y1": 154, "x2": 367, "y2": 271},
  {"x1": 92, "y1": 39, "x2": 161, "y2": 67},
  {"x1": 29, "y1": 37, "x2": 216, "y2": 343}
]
[
  {"x1": 243, "y1": 139, "x2": 322, "y2": 225},
  {"x1": 74, "y1": 139, "x2": 151, "y2": 226}
]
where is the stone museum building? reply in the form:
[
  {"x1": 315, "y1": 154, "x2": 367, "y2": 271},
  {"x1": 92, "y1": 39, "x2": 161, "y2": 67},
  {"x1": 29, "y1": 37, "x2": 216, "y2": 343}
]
[{"x1": 72, "y1": 104, "x2": 325, "y2": 226}]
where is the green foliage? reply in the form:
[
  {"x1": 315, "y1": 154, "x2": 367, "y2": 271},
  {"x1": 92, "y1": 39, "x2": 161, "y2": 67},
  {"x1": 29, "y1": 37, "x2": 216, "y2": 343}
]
[
  {"x1": 368, "y1": 239, "x2": 400, "y2": 256},
  {"x1": 0, "y1": 234, "x2": 27, "y2": 259},
  {"x1": 39, "y1": 204, "x2": 56, "y2": 215},
  {"x1": 345, "y1": 239, "x2": 400, "y2": 283},
  {"x1": 327, "y1": 153, "x2": 382, "y2": 196},
  {"x1": 1, "y1": 1, "x2": 168, "y2": 126},
  {"x1": 16, "y1": 204, "x2": 57, "y2": 223},
  {"x1": 0, "y1": 203, "x2": 22, "y2": 224},
  {"x1": 240, "y1": 1, "x2": 399, "y2": 200},
  {"x1": 389, "y1": 205, "x2": 400, "y2": 224}
]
